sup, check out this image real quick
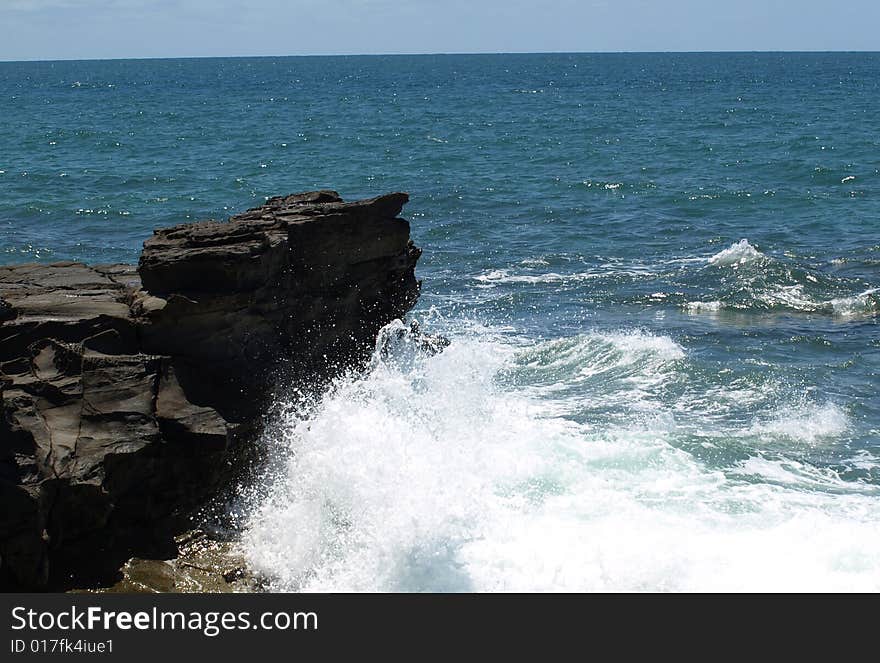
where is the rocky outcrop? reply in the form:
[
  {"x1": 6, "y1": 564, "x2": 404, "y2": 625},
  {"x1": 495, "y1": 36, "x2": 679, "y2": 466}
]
[{"x1": 0, "y1": 191, "x2": 421, "y2": 589}]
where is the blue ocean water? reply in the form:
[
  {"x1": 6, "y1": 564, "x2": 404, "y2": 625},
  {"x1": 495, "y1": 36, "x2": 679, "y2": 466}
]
[{"x1": 2, "y1": 53, "x2": 879, "y2": 591}]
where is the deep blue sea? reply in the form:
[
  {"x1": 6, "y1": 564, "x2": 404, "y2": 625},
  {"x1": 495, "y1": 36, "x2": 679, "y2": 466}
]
[{"x1": 2, "y1": 53, "x2": 879, "y2": 591}]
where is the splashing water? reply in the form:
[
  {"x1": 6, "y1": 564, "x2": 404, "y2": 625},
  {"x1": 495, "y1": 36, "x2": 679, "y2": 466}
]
[
  {"x1": 708, "y1": 239, "x2": 766, "y2": 267},
  {"x1": 243, "y1": 319, "x2": 880, "y2": 592}
]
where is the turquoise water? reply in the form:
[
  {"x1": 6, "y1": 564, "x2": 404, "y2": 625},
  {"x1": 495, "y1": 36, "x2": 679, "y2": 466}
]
[{"x1": 2, "y1": 53, "x2": 879, "y2": 590}]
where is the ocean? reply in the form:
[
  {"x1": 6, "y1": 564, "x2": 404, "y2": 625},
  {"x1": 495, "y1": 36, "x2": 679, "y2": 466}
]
[{"x1": 1, "y1": 52, "x2": 879, "y2": 591}]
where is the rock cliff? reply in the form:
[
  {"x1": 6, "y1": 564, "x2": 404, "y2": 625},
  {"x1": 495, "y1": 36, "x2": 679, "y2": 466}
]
[{"x1": 0, "y1": 191, "x2": 420, "y2": 589}]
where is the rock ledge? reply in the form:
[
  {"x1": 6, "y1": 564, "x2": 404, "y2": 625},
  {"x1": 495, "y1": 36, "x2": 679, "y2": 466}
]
[{"x1": 0, "y1": 191, "x2": 420, "y2": 589}]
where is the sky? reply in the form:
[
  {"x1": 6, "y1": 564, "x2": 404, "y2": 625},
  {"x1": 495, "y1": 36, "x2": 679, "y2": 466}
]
[{"x1": 1, "y1": 0, "x2": 878, "y2": 61}]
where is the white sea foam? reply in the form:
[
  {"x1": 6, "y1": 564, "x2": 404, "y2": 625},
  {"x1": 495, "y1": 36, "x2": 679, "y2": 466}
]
[
  {"x1": 512, "y1": 331, "x2": 685, "y2": 381},
  {"x1": 243, "y1": 322, "x2": 880, "y2": 592},
  {"x1": 758, "y1": 286, "x2": 875, "y2": 316},
  {"x1": 708, "y1": 239, "x2": 764, "y2": 266},
  {"x1": 756, "y1": 283, "x2": 818, "y2": 311},
  {"x1": 685, "y1": 300, "x2": 723, "y2": 313},
  {"x1": 520, "y1": 257, "x2": 550, "y2": 267},
  {"x1": 828, "y1": 288, "x2": 879, "y2": 316},
  {"x1": 748, "y1": 402, "x2": 850, "y2": 445},
  {"x1": 686, "y1": 272, "x2": 877, "y2": 317},
  {"x1": 511, "y1": 330, "x2": 685, "y2": 407},
  {"x1": 474, "y1": 269, "x2": 580, "y2": 284},
  {"x1": 590, "y1": 330, "x2": 686, "y2": 364},
  {"x1": 473, "y1": 266, "x2": 654, "y2": 285}
]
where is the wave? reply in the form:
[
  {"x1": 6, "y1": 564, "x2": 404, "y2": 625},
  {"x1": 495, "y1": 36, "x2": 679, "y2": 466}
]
[
  {"x1": 242, "y1": 320, "x2": 880, "y2": 592},
  {"x1": 506, "y1": 331, "x2": 684, "y2": 395},
  {"x1": 685, "y1": 300, "x2": 723, "y2": 313},
  {"x1": 707, "y1": 238, "x2": 765, "y2": 266},
  {"x1": 687, "y1": 287, "x2": 879, "y2": 317},
  {"x1": 465, "y1": 240, "x2": 876, "y2": 318},
  {"x1": 828, "y1": 288, "x2": 880, "y2": 316},
  {"x1": 747, "y1": 402, "x2": 850, "y2": 445},
  {"x1": 686, "y1": 239, "x2": 879, "y2": 317}
]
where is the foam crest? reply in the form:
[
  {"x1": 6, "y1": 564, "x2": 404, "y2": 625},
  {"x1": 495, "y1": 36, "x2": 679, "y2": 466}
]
[
  {"x1": 829, "y1": 288, "x2": 879, "y2": 316},
  {"x1": 473, "y1": 266, "x2": 655, "y2": 285},
  {"x1": 748, "y1": 402, "x2": 850, "y2": 445},
  {"x1": 708, "y1": 239, "x2": 765, "y2": 266},
  {"x1": 506, "y1": 331, "x2": 686, "y2": 413},
  {"x1": 685, "y1": 300, "x2": 723, "y2": 313},
  {"x1": 513, "y1": 331, "x2": 685, "y2": 374}
]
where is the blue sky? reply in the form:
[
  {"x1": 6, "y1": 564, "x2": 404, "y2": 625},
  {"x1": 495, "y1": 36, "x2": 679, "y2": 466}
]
[{"x1": 1, "y1": 0, "x2": 878, "y2": 61}]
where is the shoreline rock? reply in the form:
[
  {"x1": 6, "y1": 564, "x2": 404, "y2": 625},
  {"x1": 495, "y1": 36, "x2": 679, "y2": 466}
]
[{"x1": 0, "y1": 191, "x2": 421, "y2": 590}]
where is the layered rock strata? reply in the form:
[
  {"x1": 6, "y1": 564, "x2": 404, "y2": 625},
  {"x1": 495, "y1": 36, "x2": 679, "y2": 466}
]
[{"x1": 0, "y1": 191, "x2": 420, "y2": 589}]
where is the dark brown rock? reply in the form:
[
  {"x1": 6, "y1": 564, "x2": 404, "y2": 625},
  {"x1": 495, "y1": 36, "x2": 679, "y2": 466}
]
[
  {"x1": 0, "y1": 191, "x2": 421, "y2": 589},
  {"x1": 136, "y1": 190, "x2": 420, "y2": 420}
]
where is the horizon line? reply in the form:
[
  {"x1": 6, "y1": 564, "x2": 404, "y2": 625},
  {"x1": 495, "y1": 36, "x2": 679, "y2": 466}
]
[{"x1": 2, "y1": 48, "x2": 879, "y2": 64}]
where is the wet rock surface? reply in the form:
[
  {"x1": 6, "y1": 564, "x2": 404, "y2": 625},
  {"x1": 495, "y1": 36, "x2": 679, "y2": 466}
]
[
  {"x1": 75, "y1": 530, "x2": 259, "y2": 594},
  {"x1": 0, "y1": 191, "x2": 420, "y2": 590}
]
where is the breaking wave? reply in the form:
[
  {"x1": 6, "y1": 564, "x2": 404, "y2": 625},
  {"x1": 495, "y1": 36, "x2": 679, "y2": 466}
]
[
  {"x1": 686, "y1": 239, "x2": 879, "y2": 317},
  {"x1": 466, "y1": 240, "x2": 877, "y2": 318},
  {"x1": 243, "y1": 319, "x2": 880, "y2": 592},
  {"x1": 707, "y1": 238, "x2": 766, "y2": 266}
]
